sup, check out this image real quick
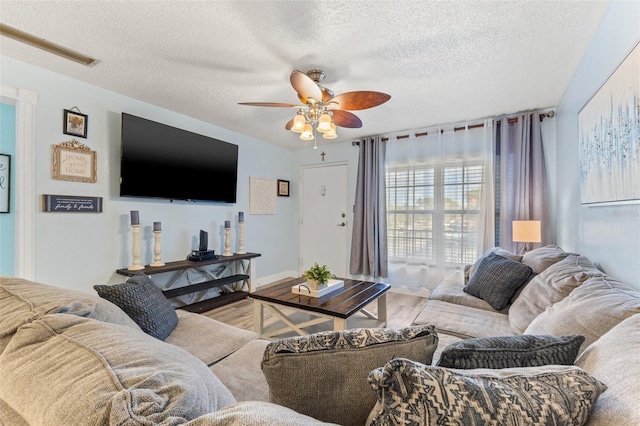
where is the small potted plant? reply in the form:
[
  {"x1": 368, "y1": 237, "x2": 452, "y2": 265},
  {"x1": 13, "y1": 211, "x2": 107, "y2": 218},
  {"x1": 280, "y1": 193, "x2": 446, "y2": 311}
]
[{"x1": 304, "y1": 263, "x2": 332, "y2": 290}]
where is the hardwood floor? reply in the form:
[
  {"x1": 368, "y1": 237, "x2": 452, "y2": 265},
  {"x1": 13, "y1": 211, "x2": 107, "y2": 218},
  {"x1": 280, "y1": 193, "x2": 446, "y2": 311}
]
[{"x1": 202, "y1": 283, "x2": 427, "y2": 337}]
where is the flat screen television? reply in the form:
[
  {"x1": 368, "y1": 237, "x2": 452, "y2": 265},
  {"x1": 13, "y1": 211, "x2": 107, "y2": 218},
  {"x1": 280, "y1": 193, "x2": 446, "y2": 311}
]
[{"x1": 120, "y1": 113, "x2": 238, "y2": 203}]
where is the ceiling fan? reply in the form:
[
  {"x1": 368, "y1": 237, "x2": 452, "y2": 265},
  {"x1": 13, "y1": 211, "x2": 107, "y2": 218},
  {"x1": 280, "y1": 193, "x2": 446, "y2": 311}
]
[{"x1": 239, "y1": 69, "x2": 391, "y2": 146}]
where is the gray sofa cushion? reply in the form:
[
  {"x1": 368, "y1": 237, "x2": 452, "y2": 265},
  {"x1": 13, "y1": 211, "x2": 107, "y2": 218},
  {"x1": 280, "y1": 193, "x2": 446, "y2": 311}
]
[
  {"x1": 0, "y1": 277, "x2": 141, "y2": 355},
  {"x1": 412, "y1": 299, "x2": 515, "y2": 339},
  {"x1": 166, "y1": 310, "x2": 259, "y2": 365},
  {"x1": 0, "y1": 314, "x2": 235, "y2": 426},
  {"x1": 465, "y1": 247, "x2": 522, "y2": 284},
  {"x1": 576, "y1": 314, "x2": 640, "y2": 426},
  {"x1": 430, "y1": 279, "x2": 509, "y2": 313},
  {"x1": 94, "y1": 272, "x2": 178, "y2": 340},
  {"x1": 521, "y1": 244, "x2": 572, "y2": 274},
  {"x1": 525, "y1": 274, "x2": 640, "y2": 355},
  {"x1": 261, "y1": 325, "x2": 438, "y2": 426},
  {"x1": 436, "y1": 334, "x2": 585, "y2": 369},
  {"x1": 464, "y1": 253, "x2": 532, "y2": 310},
  {"x1": 509, "y1": 254, "x2": 600, "y2": 333},
  {"x1": 367, "y1": 359, "x2": 606, "y2": 426}
]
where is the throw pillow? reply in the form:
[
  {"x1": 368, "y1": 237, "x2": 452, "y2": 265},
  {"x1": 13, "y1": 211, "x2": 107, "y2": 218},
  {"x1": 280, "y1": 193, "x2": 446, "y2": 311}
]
[
  {"x1": 464, "y1": 253, "x2": 532, "y2": 310},
  {"x1": 436, "y1": 334, "x2": 585, "y2": 369},
  {"x1": 465, "y1": 247, "x2": 522, "y2": 284},
  {"x1": 0, "y1": 314, "x2": 235, "y2": 426},
  {"x1": 261, "y1": 325, "x2": 438, "y2": 426},
  {"x1": 521, "y1": 244, "x2": 572, "y2": 274},
  {"x1": 93, "y1": 272, "x2": 178, "y2": 340},
  {"x1": 524, "y1": 274, "x2": 640, "y2": 355},
  {"x1": 367, "y1": 359, "x2": 606, "y2": 426}
]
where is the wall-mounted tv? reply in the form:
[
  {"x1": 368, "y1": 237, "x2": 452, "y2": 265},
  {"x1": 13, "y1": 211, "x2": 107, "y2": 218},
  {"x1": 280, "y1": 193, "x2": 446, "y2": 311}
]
[{"x1": 120, "y1": 113, "x2": 238, "y2": 203}]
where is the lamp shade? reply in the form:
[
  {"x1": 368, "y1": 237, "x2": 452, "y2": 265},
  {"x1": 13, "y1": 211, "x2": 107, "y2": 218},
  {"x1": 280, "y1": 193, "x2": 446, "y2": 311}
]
[
  {"x1": 512, "y1": 220, "x2": 541, "y2": 243},
  {"x1": 317, "y1": 113, "x2": 332, "y2": 132},
  {"x1": 291, "y1": 114, "x2": 306, "y2": 133},
  {"x1": 300, "y1": 123, "x2": 314, "y2": 140},
  {"x1": 323, "y1": 122, "x2": 337, "y2": 139}
]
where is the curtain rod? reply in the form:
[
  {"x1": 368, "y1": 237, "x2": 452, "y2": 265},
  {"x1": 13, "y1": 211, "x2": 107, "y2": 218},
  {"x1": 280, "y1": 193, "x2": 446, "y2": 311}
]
[{"x1": 352, "y1": 111, "x2": 555, "y2": 145}]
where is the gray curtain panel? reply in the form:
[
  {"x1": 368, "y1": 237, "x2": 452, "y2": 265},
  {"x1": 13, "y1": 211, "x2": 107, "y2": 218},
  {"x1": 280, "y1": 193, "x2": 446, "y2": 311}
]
[
  {"x1": 350, "y1": 137, "x2": 388, "y2": 277},
  {"x1": 495, "y1": 113, "x2": 551, "y2": 251}
]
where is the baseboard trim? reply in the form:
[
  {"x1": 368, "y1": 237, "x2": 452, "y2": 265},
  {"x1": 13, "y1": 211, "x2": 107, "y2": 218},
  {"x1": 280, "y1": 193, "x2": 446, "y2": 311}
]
[
  {"x1": 255, "y1": 270, "x2": 299, "y2": 288},
  {"x1": 388, "y1": 286, "x2": 430, "y2": 298}
]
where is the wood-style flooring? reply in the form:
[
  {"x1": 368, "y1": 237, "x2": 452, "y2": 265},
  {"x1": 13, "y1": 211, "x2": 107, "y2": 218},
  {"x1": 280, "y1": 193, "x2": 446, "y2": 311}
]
[{"x1": 202, "y1": 282, "x2": 427, "y2": 337}]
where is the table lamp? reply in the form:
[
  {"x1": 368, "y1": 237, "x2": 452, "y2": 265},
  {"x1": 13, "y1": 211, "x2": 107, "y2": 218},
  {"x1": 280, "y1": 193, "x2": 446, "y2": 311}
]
[{"x1": 512, "y1": 220, "x2": 541, "y2": 254}]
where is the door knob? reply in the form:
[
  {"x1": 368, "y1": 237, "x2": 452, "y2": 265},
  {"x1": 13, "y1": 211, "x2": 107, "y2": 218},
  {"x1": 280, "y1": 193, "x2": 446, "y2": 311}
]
[{"x1": 337, "y1": 222, "x2": 346, "y2": 227}]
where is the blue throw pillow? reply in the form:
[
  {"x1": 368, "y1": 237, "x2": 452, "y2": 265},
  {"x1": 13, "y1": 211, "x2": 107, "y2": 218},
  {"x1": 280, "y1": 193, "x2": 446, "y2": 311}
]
[
  {"x1": 93, "y1": 273, "x2": 178, "y2": 340},
  {"x1": 464, "y1": 252, "x2": 532, "y2": 310}
]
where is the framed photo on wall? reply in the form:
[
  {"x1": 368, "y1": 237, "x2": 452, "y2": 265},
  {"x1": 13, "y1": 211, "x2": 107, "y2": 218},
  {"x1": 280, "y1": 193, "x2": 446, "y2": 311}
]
[
  {"x1": 0, "y1": 153, "x2": 10, "y2": 213},
  {"x1": 277, "y1": 179, "x2": 290, "y2": 197},
  {"x1": 63, "y1": 109, "x2": 88, "y2": 138}
]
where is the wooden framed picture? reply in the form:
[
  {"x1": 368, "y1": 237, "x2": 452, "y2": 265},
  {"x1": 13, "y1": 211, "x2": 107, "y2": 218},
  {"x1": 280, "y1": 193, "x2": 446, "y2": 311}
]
[
  {"x1": 63, "y1": 109, "x2": 88, "y2": 138},
  {"x1": 0, "y1": 153, "x2": 10, "y2": 213},
  {"x1": 53, "y1": 140, "x2": 97, "y2": 183},
  {"x1": 277, "y1": 179, "x2": 290, "y2": 197}
]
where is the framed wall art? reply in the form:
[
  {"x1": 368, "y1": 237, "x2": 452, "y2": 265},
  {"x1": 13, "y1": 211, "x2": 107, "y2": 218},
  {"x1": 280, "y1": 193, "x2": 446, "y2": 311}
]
[
  {"x1": 249, "y1": 177, "x2": 276, "y2": 214},
  {"x1": 63, "y1": 108, "x2": 88, "y2": 138},
  {"x1": 578, "y1": 40, "x2": 640, "y2": 205},
  {"x1": 277, "y1": 179, "x2": 290, "y2": 197},
  {"x1": 53, "y1": 140, "x2": 97, "y2": 183},
  {"x1": 0, "y1": 153, "x2": 10, "y2": 213}
]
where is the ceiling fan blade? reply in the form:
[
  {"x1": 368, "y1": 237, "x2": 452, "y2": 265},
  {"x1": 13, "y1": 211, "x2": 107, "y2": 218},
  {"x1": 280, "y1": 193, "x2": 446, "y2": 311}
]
[
  {"x1": 290, "y1": 70, "x2": 323, "y2": 103},
  {"x1": 285, "y1": 118, "x2": 294, "y2": 130},
  {"x1": 238, "y1": 102, "x2": 300, "y2": 108},
  {"x1": 332, "y1": 110, "x2": 362, "y2": 128},
  {"x1": 330, "y1": 91, "x2": 391, "y2": 110}
]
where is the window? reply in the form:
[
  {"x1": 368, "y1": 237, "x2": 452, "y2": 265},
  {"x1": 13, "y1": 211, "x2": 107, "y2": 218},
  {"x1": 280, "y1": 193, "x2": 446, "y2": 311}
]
[{"x1": 386, "y1": 157, "x2": 483, "y2": 266}]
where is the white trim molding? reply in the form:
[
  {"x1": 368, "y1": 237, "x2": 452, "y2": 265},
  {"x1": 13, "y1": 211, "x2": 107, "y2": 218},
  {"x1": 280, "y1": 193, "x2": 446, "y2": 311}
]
[{"x1": 1, "y1": 86, "x2": 37, "y2": 280}]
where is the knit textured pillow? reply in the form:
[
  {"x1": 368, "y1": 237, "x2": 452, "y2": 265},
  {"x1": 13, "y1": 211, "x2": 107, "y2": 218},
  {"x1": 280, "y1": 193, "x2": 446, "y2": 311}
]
[
  {"x1": 464, "y1": 252, "x2": 532, "y2": 310},
  {"x1": 436, "y1": 334, "x2": 585, "y2": 369},
  {"x1": 367, "y1": 359, "x2": 606, "y2": 426},
  {"x1": 93, "y1": 273, "x2": 178, "y2": 340}
]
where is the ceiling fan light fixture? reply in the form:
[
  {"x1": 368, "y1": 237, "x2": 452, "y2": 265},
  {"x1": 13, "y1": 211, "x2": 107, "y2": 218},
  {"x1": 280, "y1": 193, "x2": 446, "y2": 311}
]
[
  {"x1": 323, "y1": 122, "x2": 337, "y2": 139},
  {"x1": 291, "y1": 113, "x2": 306, "y2": 133},
  {"x1": 317, "y1": 113, "x2": 332, "y2": 132},
  {"x1": 300, "y1": 123, "x2": 314, "y2": 140}
]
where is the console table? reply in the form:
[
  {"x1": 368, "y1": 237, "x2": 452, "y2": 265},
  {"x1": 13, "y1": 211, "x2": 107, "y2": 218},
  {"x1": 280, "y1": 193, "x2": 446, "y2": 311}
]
[{"x1": 116, "y1": 252, "x2": 261, "y2": 313}]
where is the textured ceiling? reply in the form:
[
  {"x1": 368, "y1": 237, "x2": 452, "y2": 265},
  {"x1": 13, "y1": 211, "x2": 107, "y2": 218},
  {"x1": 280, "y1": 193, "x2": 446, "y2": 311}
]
[{"x1": 0, "y1": 1, "x2": 610, "y2": 149}]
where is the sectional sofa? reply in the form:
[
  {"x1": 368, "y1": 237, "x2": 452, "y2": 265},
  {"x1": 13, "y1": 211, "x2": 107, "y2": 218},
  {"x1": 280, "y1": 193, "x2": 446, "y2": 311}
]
[{"x1": 0, "y1": 244, "x2": 638, "y2": 425}]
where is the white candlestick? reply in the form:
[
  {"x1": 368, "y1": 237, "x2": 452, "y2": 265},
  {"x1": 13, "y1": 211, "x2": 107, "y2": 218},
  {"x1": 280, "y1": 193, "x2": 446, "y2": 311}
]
[
  {"x1": 236, "y1": 222, "x2": 246, "y2": 254},
  {"x1": 222, "y1": 227, "x2": 232, "y2": 256},
  {"x1": 128, "y1": 224, "x2": 145, "y2": 271},
  {"x1": 150, "y1": 230, "x2": 165, "y2": 267}
]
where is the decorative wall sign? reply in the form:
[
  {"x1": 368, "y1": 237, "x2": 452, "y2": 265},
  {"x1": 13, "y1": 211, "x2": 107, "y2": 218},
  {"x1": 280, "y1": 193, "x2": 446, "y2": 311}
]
[
  {"x1": 249, "y1": 176, "x2": 276, "y2": 214},
  {"x1": 0, "y1": 154, "x2": 10, "y2": 213},
  {"x1": 42, "y1": 194, "x2": 103, "y2": 213},
  {"x1": 578, "y1": 40, "x2": 640, "y2": 205},
  {"x1": 277, "y1": 179, "x2": 290, "y2": 197},
  {"x1": 53, "y1": 140, "x2": 97, "y2": 183},
  {"x1": 63, "y1": 108, "x2": 88, "y2": 138}
]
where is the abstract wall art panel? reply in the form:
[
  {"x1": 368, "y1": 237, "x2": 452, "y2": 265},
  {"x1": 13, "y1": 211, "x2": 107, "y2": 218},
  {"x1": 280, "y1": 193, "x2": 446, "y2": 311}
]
[{"x1": 578, "y1": 40, "x2": 640, "y2": 205}]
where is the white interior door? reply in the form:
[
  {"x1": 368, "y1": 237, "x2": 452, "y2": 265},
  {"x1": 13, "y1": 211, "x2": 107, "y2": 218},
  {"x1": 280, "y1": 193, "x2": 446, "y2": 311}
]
[{"x1": 300, "y1": 163, "x2": 348, "y2": 278}]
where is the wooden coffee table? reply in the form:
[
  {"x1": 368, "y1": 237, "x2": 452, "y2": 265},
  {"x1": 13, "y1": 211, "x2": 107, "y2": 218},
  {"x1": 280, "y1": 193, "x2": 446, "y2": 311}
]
[{"x1": 249, "y1": 277, "x2": 390, "y2": 338}]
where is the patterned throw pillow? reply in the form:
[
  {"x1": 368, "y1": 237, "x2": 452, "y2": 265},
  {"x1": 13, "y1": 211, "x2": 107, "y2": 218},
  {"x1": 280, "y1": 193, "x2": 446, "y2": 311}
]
[
  {"x1": 261, "y1": 325, "x2": 438, "y2": 426},
  {"x1": 436, "y1": 334, "x2": 585, "y2": 369},
  {"x1": 465, "y1": 247, "x2": 523, "y2": 284},
  {"x1": 464, "y1": 252, "x2": 532, "y2": 310},
  {"x1": 93, "y1": 273, "x2": 178, "y2": 340},
  {"x1": 367, "y1": 359, "x2": 606, "y2": 426}
]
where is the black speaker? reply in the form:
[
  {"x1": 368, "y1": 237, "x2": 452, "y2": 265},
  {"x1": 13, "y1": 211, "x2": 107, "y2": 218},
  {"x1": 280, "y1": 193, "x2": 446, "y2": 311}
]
[{"x1": 199, "y1": 230, "x2": 208, "y2": 251}]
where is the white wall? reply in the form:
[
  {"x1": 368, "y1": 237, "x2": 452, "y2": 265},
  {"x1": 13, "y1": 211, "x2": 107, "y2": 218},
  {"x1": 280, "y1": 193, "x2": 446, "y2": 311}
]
[
  {"x1": 1, "y1": 56, "x2": 297, "y2": 292},
  {"x1": 555, "y1": 0, "x2": 640, "y2": 288}
]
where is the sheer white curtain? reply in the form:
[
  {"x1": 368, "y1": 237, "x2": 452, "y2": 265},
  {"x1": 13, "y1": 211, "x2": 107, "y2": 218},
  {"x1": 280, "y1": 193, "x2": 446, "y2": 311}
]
[{"x1": 384, "y1": 120, "x2": 495, "y2": 290}]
